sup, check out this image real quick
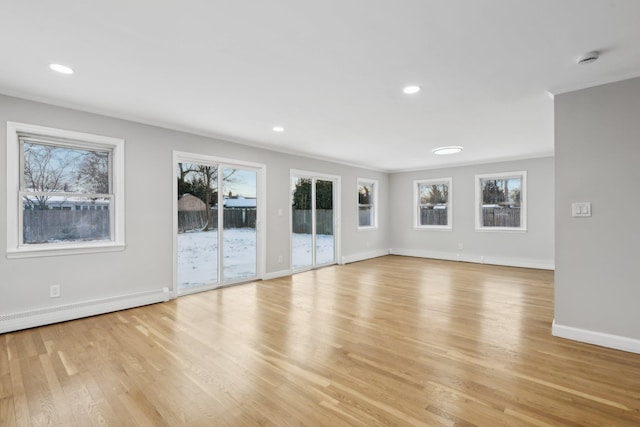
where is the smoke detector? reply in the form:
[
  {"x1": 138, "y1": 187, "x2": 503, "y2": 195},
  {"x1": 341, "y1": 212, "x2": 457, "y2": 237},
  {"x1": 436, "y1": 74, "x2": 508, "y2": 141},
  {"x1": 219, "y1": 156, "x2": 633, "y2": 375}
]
[{"x1": 577, "y1": 51, "x2": 599, "y2": 65}]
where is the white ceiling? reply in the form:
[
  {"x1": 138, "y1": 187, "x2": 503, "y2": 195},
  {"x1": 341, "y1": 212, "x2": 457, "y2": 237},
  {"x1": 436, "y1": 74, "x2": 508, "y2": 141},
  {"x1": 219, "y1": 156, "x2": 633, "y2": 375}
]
[{"x1": 1, "y1": 1, "x2": 640, "y2": 172}]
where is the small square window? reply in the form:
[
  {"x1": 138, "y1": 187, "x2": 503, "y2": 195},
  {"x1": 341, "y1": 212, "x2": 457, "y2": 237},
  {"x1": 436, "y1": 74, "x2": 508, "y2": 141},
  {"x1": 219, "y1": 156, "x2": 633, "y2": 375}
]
[
  {"x1": 414, "y1": 178, "x2": 452, "y2": 230},
  {"x1": 475, "y1": 171, "x2": 527, "y2": 231}
]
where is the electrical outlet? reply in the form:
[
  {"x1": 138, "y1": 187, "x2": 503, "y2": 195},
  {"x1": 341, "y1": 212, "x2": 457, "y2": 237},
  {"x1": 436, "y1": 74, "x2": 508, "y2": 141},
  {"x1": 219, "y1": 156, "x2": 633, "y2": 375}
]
[
  {"x1": 50, "y1": 284, "x2": 61, "y2": 298},
  {"x1": 278, "y1": 255, "x2": 283, "y2": 263}
]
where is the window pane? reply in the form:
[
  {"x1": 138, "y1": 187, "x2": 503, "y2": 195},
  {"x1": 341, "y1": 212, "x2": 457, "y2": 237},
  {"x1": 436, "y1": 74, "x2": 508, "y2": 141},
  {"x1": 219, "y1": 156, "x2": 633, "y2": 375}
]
[
  {"x1": 222, "y1": 168, "x2": 257, "y2": 282},
  {"x1": 358, "y1": 182, "x2": 375, "y2": 227},
  {"x1": 22, "y1": 196, "x2": 111, "y2": 243},
  {"x1": 358, "y1": 183, "x2": 372, "y2": 204},
  {"x1": 22, "y1": 142, "x2": 110, "y2": 194},
  {"x1": 316, "y1": 179, "x2": 334, "y2": 265},
  {"x1": 480, "y1": 177, "x2": 522, "y2": 227},
  {"x1": 176, "y1": 162, "x2": 219, "y2": 290},
  {"x1": 359, "y1": 206, "x2": 372, "y2": 226},
  {"x1": 292, "y1": 177, "x2": 313, "y2": 269},
  {"x1": 418, "y1": 182, "x2": 449, "y2": 226}
]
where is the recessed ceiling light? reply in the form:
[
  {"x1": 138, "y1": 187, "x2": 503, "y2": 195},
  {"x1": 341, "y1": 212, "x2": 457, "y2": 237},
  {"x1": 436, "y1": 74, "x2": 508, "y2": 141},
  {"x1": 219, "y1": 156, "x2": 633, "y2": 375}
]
[
  {"x1": 432, "y1": 146, "x2": 463, "y2": 155},
  {"x1": 403, "y1": 85, "x2": 421, "y2": 94},
  {"x1": 272, "y1": 126, "x2": 284, "y2": 132},
  {"x1": 49, "y1": 63, "x2": 74, "y2": 74}
]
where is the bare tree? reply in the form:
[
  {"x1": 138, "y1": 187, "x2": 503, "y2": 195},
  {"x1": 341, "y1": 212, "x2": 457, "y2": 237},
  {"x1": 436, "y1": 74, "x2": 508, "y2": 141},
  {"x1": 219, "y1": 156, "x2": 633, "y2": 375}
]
[
  {"x1": 77, "y1": 152, "x2": 109, "y2": 195},
  {"x1": 177, "y1": 163, "x2": 237, "y2": 231},
  {"x1": 23, "y1": 143, "x2": 109, "y2": 209},
  {"x1": 23, "y1": 144, "x2": 77, "y2": 208}
]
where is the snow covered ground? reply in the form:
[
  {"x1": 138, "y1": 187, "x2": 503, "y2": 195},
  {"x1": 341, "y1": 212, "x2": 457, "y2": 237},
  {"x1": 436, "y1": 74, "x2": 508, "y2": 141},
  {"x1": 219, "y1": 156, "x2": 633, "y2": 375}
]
[
  {"x1": 291, "y1": 233, "x2": 335, "y2": 269},
  {"x1": 177, "y1": 229, "x2": 335, "y2": 291}
]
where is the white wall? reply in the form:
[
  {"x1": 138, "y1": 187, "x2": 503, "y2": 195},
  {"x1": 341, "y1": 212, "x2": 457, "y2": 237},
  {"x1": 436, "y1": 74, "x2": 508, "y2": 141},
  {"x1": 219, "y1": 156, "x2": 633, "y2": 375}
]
[
  {"x1": 0, "y1": 94, "x2": 388, "y2": 329},
  {"x1": 389, "y1": 157, "x2": 555, "y2": 269},
  {"x1": 554, "y1": 77, "x2": 640, "y2": 353}
]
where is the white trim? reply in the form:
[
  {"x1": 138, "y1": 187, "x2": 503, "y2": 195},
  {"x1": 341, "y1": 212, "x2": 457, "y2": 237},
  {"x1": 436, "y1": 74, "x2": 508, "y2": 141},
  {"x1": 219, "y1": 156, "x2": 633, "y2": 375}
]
[
  {"x1": 413, "y1": 177, "x2": 453, "y2": 230},
  {"x1": 263, "y1": 269, "x2": 293, "y2": 280},
  {"x1": 172, "y1": 151, "x2": 266, "y2": 294},
  {"x1": 475, "y1": 170, "x2": 527, "y2": 232},
  {"x1": 6, "y1": 242, "x2": 125, "y2": 259},
  {"x1": 552, "y1": 321, "x2": 640, "y2": 355},
  {"x1": 341, "y1": 249, "x2": 389, "y2": 265},
  {"x1": 6, "y1": 121, "x2": 125, "y2": 258},
  {"x1": 357, "y1": 177, "x2": 378, "y2": 230},
  {"x1": 388, "y1": 248, "x2": 554, "y2": 270},
  {"x1": 0, "y1": 288, "x2": 171, "y2": 334}
]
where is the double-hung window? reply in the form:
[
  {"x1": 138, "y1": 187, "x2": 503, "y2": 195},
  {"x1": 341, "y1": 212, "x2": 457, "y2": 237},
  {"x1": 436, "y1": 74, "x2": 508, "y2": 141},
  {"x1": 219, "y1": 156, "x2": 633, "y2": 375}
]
[
  {"x1": 6, "y1": 122, "x2": 125, "y2": 257},
  {"x1": 414, "y1": 178, "x2": 452, "y2": 230},
  {"x1": 475, "y1": 171, "x2": 526, "y2": 231},
  {"x1": 357, "y1": 178, "x2": 377, "y2": 229}
]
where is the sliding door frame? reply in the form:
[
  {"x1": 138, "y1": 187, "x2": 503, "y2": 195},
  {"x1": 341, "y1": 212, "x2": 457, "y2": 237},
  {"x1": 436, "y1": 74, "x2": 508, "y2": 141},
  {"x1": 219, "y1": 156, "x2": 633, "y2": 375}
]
[
  {"x1": 290, "y1": 169, "x2": 341, "y2": 273},
  {"x1": 172, "y1": 151, "x2": 266, "y2": 297}
]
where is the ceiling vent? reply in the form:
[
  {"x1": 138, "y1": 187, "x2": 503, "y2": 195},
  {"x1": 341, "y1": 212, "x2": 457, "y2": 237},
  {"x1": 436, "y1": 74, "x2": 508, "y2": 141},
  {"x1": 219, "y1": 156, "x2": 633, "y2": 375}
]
[{"x1": 577, "y1": 51, "x2": 599, "y2": 65}]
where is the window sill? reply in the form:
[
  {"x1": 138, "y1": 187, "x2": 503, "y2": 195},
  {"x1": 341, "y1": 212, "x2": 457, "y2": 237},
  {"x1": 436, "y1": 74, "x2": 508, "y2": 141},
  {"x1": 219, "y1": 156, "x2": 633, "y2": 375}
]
[
  {"x1": 357, "y1": 226, "x2": 378, "y2": 231},
  {"x1": 6, "y1": 242, "x2": 126, "y2": 259},
  {"x1": 414, "y1": 226, "x2": 452, "y2": 231},
  {"x1": 475, "y1": 227, "x2": 527, "y2": 233}
]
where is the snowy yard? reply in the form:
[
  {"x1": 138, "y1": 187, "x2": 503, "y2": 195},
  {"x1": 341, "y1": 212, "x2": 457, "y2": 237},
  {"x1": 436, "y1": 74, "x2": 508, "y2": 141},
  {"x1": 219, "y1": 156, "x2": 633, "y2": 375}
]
[
  {"x1": 177, "y1": 229, "x2": 335, "y2": 291},
  {"x1": 291, "y1": 233, "x2": 335, "y2": 269}
]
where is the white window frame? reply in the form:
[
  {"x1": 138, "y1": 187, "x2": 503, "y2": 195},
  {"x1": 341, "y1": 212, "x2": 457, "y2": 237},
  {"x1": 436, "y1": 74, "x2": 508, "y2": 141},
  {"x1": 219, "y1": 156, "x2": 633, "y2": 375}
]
[
  {"x1": 357, "y1": 177, "x2": 378, "y2": 230},
  {"x1": 414, "y1": 177, "x2": 453, "y2": 230},
  {"x1": 475, "y1": 171, "x2": 527, "y2": 232},
  {"x1": 6, "y1": 122, "x2": 126, "y2": 258}
]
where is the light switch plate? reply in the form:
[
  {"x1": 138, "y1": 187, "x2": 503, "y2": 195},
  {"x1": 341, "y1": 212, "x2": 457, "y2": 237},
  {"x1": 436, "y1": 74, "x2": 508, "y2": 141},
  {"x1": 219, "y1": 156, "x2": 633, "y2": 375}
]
[{"x1": 572, "y1": 202, "x2": 591, "y2": 217}]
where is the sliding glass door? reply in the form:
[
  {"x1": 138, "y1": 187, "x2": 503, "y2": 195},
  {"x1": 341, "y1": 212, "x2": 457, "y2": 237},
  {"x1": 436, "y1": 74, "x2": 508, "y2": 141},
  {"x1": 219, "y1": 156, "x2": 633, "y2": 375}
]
[
  {"x1": 175, "y1": 153, "x2": 262, "y2": 294},
  {"x1": 291, "y1": 172, "x2": 338, "y2": 271},
  {"x1": 222, "y1": 167, "x2": 257, "y2": 282}
]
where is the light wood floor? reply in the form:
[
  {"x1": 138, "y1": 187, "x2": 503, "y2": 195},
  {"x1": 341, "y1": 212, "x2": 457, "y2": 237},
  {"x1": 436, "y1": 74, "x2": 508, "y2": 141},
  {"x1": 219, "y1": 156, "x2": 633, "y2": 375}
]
[{"x1": 1, "y1": 256, "x2": 639, "y2": 426}]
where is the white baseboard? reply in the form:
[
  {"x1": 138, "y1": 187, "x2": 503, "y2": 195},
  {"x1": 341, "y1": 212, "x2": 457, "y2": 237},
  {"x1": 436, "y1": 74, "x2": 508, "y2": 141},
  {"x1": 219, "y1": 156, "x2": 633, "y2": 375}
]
[
  {"x1": 552, "y1": 321, "x2": 640, "y2": 354},
  {"x1": 263, "y1": 269, "x2": 292, "y2": 280},
  {"x1": 341, "y1": 249, "x2": 390, "y2": 265},
  {"x1": 0, "y1": 288, "x2": 171, "y2": 334},
  {"x1": 388, "y1": 248, "x2": 554, "y2": 270}
]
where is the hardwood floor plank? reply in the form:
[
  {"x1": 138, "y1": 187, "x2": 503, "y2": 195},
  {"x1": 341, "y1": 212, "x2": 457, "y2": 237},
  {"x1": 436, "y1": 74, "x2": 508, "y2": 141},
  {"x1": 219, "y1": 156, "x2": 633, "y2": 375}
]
[
  {"x1": 0, "y1": 396, "x2": 17, "y2": 427},
  {"x1": 2, "y1": 256, "x2": 640, "y2": 425},
  {"x1": 8, "y1": 358, "x2": 31, "y2": 427}
]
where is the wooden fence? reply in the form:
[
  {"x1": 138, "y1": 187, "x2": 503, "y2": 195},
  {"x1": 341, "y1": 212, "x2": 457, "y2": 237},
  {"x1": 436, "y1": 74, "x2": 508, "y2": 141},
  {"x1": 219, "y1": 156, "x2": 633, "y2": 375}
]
[
  {"x1": 292, "y1": 209, "x2": 334, "y2": 235},
  {"x1": 23, "y1": 209, "x2": 110, "y2": 243},
  {"x1": 419, "y1": 208, "x2": 448, "y2": 226},
  {"x1": 179, "y1": 208, "x2": 257, "y2": 232},
  {"x1": 358, "y1": 207, "x2": 372, "y2": 226},
  {"x1": 482, "y1": 206, "x2": 520, "y2": 227}
]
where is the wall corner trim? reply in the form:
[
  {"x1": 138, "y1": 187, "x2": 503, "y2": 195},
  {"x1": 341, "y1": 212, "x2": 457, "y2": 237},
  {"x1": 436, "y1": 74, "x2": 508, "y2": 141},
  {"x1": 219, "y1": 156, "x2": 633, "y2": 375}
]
[
  {"x1": 552, "y1": 320, "x2": 640, "y2": 355},
  {"x1": 0, "y1": 288, "x2": 171, "y2": 334}
]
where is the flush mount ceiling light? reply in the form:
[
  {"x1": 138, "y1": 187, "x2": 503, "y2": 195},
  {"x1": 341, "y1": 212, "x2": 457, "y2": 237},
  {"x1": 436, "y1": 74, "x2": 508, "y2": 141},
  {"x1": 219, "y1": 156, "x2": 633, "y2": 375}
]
[
  {"x1": 576, "y1": 51, "x2": 599, "y2": 65},
  {"x1": 403, "y1": 85, "x2": 421, "y2": 94},
  {"x1": 272, "y1": 126, "x2": 284, "y2": 132},
  {"x1": 49, "y1": 63, "x2": 74, "y2": 74},
  {"x1": 432, "y1": 146, "x2": 463, "y2": 155}
]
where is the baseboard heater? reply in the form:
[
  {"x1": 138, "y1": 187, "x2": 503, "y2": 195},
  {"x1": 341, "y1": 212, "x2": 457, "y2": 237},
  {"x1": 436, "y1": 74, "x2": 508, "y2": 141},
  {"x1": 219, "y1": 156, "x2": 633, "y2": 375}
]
[{"x1": 0, "y1": 288, "x2": 171, "y2": 334}]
